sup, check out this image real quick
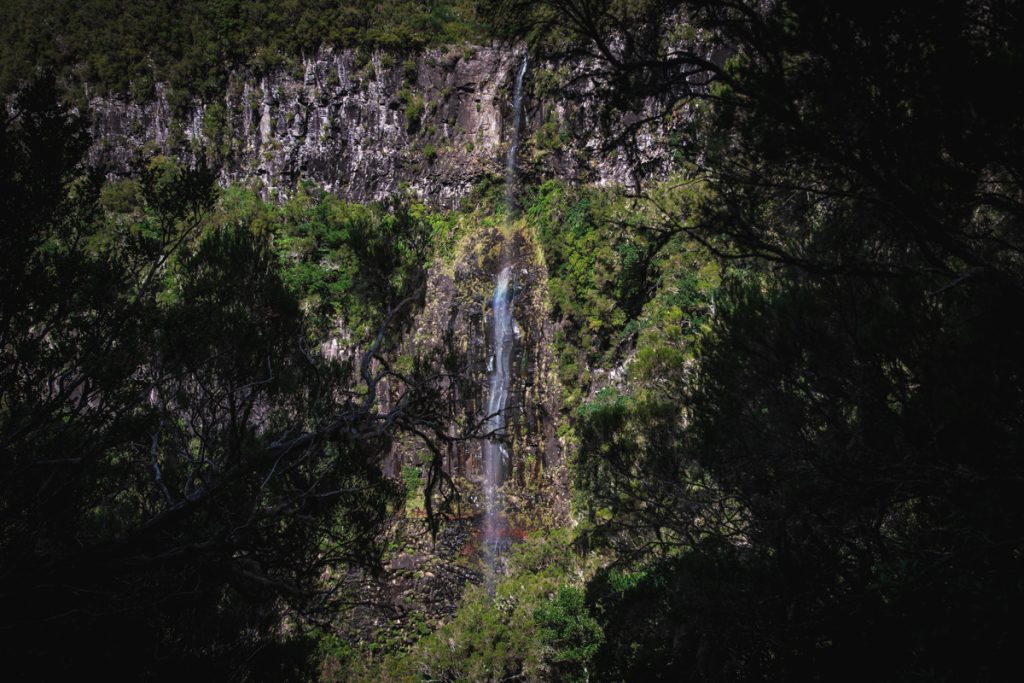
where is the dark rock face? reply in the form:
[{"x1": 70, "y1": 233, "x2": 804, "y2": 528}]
[
  {"x1": 406, "y1": 224, "x2": 564, "y2": 491},
  {"x1": 87, "y1": 45, "x2": 668, "y2": 208},
  {"x1": 338, "y1": 223, "x2": 567, "y2": 650}
]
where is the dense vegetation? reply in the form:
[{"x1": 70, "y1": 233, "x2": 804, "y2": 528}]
[
  {"x1": 345, "y1": 530, "x2": 601, "y2": 682},
  {"x1": 0, "y1": 0, "x2": 482, "y2": 104},
  {"x1": 4, "y1": 0, "x2": 1024, "y2": 680},
  {"x1": 525, "y1": 177, "x2": 718, "y2": 408},
  {"x1": 509, "y1": 0, "x2": 1024, "y2": 680},
  {"x1": 0, "y1": 79, "x2": 459, "y2": 677}
]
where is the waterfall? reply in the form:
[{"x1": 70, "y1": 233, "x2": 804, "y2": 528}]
[
  {"x1": 483, "y1": 266, "x2": 514, "y2": 581},
  {"x1": 482, "y1": 54, "x2": 528, "y2": 586},
  {"x1": 505, "y1": 55, "x2": 528, "y2": 212}
]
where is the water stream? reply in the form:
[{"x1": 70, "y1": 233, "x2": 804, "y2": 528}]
[
  {"x1": 505, "y1": 55, "x2": 528, "y2": 212},
  {"x1": 482, "y1": 54, "x2": 528, "y2": 584},
  {"x1": 482, "y1": 266, "x2": 514, "y2": 577}
]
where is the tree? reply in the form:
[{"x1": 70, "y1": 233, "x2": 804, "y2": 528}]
[
  {"x1": 0, "y1": 79, "x2": 457, "y2": 679},
  {"x1": 514, "y1": 1, "x2": 1024, "y2": 680},
  {"x1": 535, "y1": 586, "x2": 604, "y2": 682}
]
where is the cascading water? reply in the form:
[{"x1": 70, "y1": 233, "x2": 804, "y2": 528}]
[
  {"x1": 482, "y1": 266, "x2": 514, "y2": 578},
  {"x1": 482, "y1": 54, "x2": 528, "y2": 585},
  {"x1": 505, "y1": 55, "x2": 528, "y2": 212}
]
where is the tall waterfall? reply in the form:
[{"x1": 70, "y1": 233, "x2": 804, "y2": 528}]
[
  {"x1": 483, "y1": 54, "x2": 528, "y2": 583},
  {"x1": 505, "y1": 55, "x2": 528, "y2": 212},
  {"x1": 483, "y1": 266, "x2": 514, "y2": 577}
]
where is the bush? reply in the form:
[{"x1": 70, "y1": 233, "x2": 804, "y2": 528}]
[{"x1": 535, "y1": 587, "x2": 604, "y2": 683}]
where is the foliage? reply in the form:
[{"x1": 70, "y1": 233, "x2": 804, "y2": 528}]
[
  {"x1": 515, "y1": 1, "x2": 1024, "y2": 680},
  {"x1": 200, "y1": 101, "x2": 231, "y2": 161},
  {"x1": 534, "y1": 586, "x2": 604, "y2": 683},
  {"x1": 8, "y1": 2, "x2": 1024, "y2": 681},
  {"x1": 402, "y1": 464, "x2": 425, "y2": 512},
  {"x1": 354, "y1": 530, "x2": 598, "y2": 682},
  {"x1": 0, "y1": 0, "x2": 485, "y2": 104},
  {"x1": 531, "y1": 112, "x2": 570, "y2": 155},
  {"x1": 527, "y1": 179, "x2": 637, "y2": 404},
  {"x1": 0, "y1": 79, "x2": 450, "y2": 679},
  {"x1": 399, "y1": 88, "x2": 427, "y2": 134},
  {"x1": 206, "y1": 184, "x2": 435, "y2": 339},
  {"x1": 526, "y1": 177, "x2": 718, "y2": 407}
]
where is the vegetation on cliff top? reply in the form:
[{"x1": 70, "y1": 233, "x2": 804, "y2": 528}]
[{"x1": 0, "y1": 0, "x2": 485, "y2": 104}]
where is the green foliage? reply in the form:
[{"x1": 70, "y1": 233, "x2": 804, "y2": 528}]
[
  {"x1": 357, "y1": 530, "x2": 594, "y2": 682},
  {"x1": 207, "y1": 185, "x2": 435, "y2": 339},
  {"x1": 400, "y1": 89, "x2": 426, "y2": 134},
  {"x1": 515, "y1": 1, "x2": 1024, "y2": 681},
  {"x1": 526, "y1": 177, "x2": 718, "y2": 407},
  {"x1": 575, "y1": 387, "x2": 630, "y2": 435},
  {"x1": 0, "y1": 81, "x2": 421, "y2": 678},
  {"x1": 314, "y1": 627, "x2": 359, "y2": 679},
  {"x1": 534, "y1": 587, "x2": 604, "y2": 683},
  {"x1": 397, "y1": 464, "x2": 417, "y2": 497},
  {"x1": 527, "y1": 181, "x2": 630, "y2": 368},
  {"x1": 11, "y1": 3, "x2": 1024, "y2": 681},
  {"x1": 0, "y1": 1, "x2": 485, "y2": 104},
  {"x1": 200, "y1": 101, "x2": 230, "y2": 160},
  {"x1": 402, "y1": 464, "x2": 424, "y2": 509},
  {"x1": 532, "y1": 112, "x2": 570, "y2": 154},
  {"x1": 402, "y1": 57, "x2": 419, "y2": 83}
]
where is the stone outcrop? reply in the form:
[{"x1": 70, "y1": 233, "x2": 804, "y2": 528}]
[{"x1": 87, "y1": 45, "x2": 668, "y2": 208}]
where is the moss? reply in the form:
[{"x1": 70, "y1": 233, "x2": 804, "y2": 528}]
[
  {"x1": 422, "y1": 142, "x2": 437, "y2": 163},
  {"x1": 201, "y1": 102, "x2": 231, "y2": 160},
  {"x1": 400, "y1": 91, "x2": 425, "y2": 134},
  {"x1": 402, "y1": 58, "x2": 418, "y2": 84}
]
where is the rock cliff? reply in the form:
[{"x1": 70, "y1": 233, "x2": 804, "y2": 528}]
[{"x1": 88, "y1": 45, "x2": 667, "y2": 208}]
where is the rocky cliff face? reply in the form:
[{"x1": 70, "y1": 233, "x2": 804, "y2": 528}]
[
  {"x1": 86, "y1": 43, "x2": 672, "y2": 530},
  {"x1": 88, "y1": 45, "x2": 667, "y2": 208},
  {"x1": 318, "y1": 220, "x2": 568, "y2": 650},
  {"x1": 407, "y1": 224, "x2": 563, "y2": 488}
]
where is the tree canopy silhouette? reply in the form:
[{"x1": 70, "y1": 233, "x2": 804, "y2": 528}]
[
  {"x1": 0, "y1": 78, "x2": 459, "y2": 679},
  {"x1": 500, "y1": 1, "x2": 1024, "y2": 679}
]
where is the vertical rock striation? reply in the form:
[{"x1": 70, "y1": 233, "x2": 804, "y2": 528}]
[{"x1": 87, "y1": 46, "x2": 671, "y2": 207}]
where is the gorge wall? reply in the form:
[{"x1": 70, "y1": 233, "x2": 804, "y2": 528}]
[
  {"x1": 83, "y1": 44, "x2": 663, "y2": 631},
  {"x1": 88, "y1": 45, "x2": 667, "y2": 208}
]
